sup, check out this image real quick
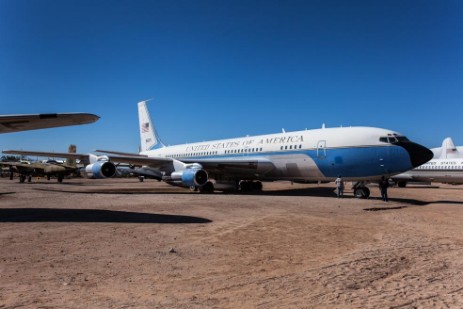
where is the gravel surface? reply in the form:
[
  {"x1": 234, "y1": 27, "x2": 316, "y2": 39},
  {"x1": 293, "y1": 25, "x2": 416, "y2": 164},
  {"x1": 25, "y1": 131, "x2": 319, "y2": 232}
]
[{"x1": 1, "y1": 177, "x2": 463, "y2": 308}]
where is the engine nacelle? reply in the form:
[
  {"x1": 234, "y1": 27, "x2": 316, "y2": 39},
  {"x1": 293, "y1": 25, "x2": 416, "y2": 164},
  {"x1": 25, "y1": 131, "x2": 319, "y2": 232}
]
[
  {"x1": 85, "y1": 161, "x2": 117, "y2": 179},
  {"x1": 168, "y1": 169, "x2": 208, "y2": 187}
]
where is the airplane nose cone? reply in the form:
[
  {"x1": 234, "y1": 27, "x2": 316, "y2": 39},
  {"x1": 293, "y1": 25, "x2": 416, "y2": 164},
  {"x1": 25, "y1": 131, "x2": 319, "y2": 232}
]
[{"x1": 397, "y1": 142, "x2": 434, "y2": 168}]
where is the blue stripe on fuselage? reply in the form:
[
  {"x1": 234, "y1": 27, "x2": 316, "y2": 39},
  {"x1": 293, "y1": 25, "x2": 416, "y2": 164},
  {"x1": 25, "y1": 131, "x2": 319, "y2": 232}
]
[
  {"x1": 179, "y1": 145, "x2": 412, "y2": 178},
  {"x1": 307, "y1": 145, "x2": 412, "y2": 177}
]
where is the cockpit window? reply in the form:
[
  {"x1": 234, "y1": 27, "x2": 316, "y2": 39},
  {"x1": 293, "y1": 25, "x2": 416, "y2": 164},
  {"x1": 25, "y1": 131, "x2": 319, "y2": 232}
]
[
  {"x1": 379, "y1": 137, "x2": 389, "y2": 143},
  {"x1": 396, "y1": 136, "x2": 409, "y2": 142},
  {"x1": 379, "y1": 134, "x2": 410, "y2": 144}
]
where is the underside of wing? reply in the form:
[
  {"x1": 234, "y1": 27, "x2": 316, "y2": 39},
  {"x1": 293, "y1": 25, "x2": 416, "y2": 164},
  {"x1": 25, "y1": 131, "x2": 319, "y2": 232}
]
[{"x1": 0, "y1": 113, "x2": 99, "y2": 133}]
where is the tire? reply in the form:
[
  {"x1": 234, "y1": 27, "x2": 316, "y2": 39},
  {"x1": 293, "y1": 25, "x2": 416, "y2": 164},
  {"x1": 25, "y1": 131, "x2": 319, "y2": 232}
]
[
  {"x1": 199, "y1": 181, "x2": 214, "y2": 194},
  {"x1": 397, "y1": 181, "x2": 407, "y2": 188},
  {"x1": 354, "y1": 187, "x2": 370, "y2": 199}
]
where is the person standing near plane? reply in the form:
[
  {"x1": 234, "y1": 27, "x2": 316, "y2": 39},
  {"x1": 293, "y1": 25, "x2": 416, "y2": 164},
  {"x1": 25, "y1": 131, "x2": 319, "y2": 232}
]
[
  {"x1": 379, "y1": 176, "x2": 389, "y2": 202},
  {"x1": 335, "y1": 175, "x2": 344, "y2": 198}
]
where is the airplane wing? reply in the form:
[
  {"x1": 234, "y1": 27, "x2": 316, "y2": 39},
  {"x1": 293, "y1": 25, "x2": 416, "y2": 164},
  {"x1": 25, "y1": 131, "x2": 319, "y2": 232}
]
[
  {"x1": 2, "y1": 150, "x2": 91, "y2": 161},
  {"x1": 103, "y1": 154, "x2": 276, "y2": 174},
  {"x1": 95, "y1": 149, "x2": 146, "y2": 157},
  {"x1": 4, "y1": 150, "x2": 276, "y2": 175},
  {"x1": 0, "y1": 113, "x2": 99, "y2": 133},
  {"x1": 2, "y1": 149, "x2": 173, "y2": 169},
  {"x1": 0, "y1": 162, "x2": 33, "y2": 169}
]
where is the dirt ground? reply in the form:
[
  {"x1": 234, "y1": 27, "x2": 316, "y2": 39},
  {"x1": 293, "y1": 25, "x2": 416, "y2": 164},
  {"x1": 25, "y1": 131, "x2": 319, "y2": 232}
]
[{"x1": 1, "y1": 177, "x2": 463, "y2": 308}]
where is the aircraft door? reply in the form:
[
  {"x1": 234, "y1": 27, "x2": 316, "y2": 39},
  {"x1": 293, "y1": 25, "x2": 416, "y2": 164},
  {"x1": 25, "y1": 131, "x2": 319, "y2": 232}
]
[{"x1": 317, "y1": 140, "x2": 326, "y2": 159}]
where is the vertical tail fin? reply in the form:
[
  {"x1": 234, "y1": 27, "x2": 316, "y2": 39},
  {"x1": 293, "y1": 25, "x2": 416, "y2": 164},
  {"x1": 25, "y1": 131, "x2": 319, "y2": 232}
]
[
  {"x1": 66, "y1": 144, "x2": 77, "y2": 167},
  {"x1": 138, "y1": 100, "x2": 165, "y2": 152},
  {"x1": 439, "y1": 137, "x2": 458, "y2": 159}
]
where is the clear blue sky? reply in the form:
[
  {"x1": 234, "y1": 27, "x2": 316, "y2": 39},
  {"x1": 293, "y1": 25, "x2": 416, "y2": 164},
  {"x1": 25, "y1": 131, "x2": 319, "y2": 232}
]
[{"x1": 1, "y1": 0, "x2": 462, "y2": 154}]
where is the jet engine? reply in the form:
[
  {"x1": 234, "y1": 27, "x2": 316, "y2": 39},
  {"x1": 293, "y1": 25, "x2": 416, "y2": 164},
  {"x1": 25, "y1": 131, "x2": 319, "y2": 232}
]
[
  {"x1": 167, "y1": 168, "x2": 208, "y2": 187},
  {"x1": 85, "y1": 161, "x2": 117, "y2": 179}
]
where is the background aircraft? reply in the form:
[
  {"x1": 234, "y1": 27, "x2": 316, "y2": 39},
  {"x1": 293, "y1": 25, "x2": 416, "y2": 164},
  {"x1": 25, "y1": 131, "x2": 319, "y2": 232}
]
[
  {"x1": 431, "y1": 137, "x2": 463, "y2": 159},
  {"x1": 3, "y1": 101, "x2": 433, "y2": 198},
  {"x1": 392, "y1": 137, "x2": 463, "y2": 186},
  {"x1": 2, "y1": 144, "x2": 80, "y2": 183},
  {"x1": 0, "y1": 113, "x2": 99, "y2": 133},
  {"x1": 1, "y1": 160, "x2": 78, "y2": 183}
]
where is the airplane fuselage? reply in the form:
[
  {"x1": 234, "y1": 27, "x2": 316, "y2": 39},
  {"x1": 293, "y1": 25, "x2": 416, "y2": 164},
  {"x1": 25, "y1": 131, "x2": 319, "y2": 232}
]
[{"x1": 140, "y1": 126, "x2": 430, "y2": 182}]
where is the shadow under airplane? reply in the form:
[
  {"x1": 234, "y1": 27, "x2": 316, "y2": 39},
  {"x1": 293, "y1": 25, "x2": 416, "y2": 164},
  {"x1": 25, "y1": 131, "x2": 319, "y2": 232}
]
[{"x1": 0, "y1": 208, "x2": 212, "y2": 224}]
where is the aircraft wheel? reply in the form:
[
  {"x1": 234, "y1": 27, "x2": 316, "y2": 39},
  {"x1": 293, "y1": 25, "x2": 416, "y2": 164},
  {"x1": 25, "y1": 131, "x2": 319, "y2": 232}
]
[
  {"x1": 19, "y1": 175, "x2": 26, "y2": 183},
  {"x1": 57, "y1": 176, "x2": 64, "y2": 183},
  {"x1": 239, "y1": 181, "x2": 250, "y2": 192},
  {"x1": 199, "y1": 181, "x2": 214, "y2": 194},
  {"x1": 28, "y1": 176, "x2": 32, "y2": 183},
  {"x1": 397, "y1": 181, "x2": 407, "y2": 188},
  {"x1": 354, "y1": 187, "x2": 370, "y2": 199},
  {"x1": 10, "y1": 172, "x2": 13, "y2": 180},
  {"x1": 252, "y1": 181, "x2": 263, "y2": 192}
]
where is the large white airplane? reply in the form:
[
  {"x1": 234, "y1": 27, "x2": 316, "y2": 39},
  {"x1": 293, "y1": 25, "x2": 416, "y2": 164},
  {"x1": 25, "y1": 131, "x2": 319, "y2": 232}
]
[
  {"x1": 4, "y1": 101, "x2": 433, "y2": 198},
  {"x1": 0, "y1": 113, "x2": 99, "y2": 133},
  {"x1": 392, "y1": 137, "x2": 463, "y2": 186}
]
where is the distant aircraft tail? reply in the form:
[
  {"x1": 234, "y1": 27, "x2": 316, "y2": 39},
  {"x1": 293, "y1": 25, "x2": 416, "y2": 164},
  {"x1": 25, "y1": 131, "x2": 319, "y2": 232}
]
[
  {"x1": 439, "y1": 137, "x2": 458, "y2": 159},
  {"x1": 138, "y1": 100, "x2": 165, "y2": 152},
  {"x1": 66, "y1": 144, "x2": 77, "y2": 167}
]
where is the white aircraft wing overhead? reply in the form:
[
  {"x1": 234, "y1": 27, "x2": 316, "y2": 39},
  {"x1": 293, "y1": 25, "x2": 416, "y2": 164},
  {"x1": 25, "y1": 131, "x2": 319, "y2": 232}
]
[{"x1": 0, "y1": 113, "x2": 99, "y2": 133}]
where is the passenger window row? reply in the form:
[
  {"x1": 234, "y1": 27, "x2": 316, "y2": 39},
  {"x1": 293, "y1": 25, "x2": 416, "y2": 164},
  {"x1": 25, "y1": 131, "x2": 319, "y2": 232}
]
[
  {"x1": 225, "y1": 148, "x2": 264, "y2": 154},
  {"x1": 164, "y1": 144, "x2": 304, "y2": 158},
  {"x1": 280, "y1": 145, "x2": 303, "y2": 150},
  {"x1": 166, "y1": 151, "x2": 219, "y2": 158},
  {"x1": 417, "y1": 165, "x2": 463, "y2": 170}
]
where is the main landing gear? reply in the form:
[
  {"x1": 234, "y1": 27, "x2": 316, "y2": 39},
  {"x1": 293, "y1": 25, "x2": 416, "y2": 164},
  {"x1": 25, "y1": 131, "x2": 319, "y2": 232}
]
[
  {"x1": 198, "y1": 181, "x2": 214, "y2": 193},
  {"x1": 197, "y1": 180, "x2": 263, "y2": 194},
  {"x1": 239, "y1": 180, "x2": 263, "y2": 192},
  {"x1": 352, "y1": 182, "x2": 370, "y2": 199}
]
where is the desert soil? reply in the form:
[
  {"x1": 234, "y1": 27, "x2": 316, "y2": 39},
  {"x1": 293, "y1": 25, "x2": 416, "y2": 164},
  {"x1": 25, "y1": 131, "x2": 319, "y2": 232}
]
[{"x1": 1, "y1": 177, "x2": 463, "y2": 308}]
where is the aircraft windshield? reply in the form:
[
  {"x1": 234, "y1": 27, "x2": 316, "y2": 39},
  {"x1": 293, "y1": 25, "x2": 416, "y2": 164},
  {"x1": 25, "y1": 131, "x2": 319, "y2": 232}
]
[{"x1": 379, "y1": 134, "x2": 409, "y2": 144}]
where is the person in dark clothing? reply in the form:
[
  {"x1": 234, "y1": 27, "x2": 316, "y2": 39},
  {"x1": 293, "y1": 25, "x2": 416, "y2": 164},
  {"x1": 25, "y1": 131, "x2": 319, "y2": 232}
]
[{"x1": 379, "y1": 176, "x2": 389, "y2": 202}]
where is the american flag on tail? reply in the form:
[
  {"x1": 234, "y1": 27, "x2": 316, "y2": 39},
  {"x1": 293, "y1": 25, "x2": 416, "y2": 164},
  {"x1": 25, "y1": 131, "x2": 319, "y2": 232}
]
[{"x1": 141, "y1": 122, "x2": 149, "y2": 133}]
